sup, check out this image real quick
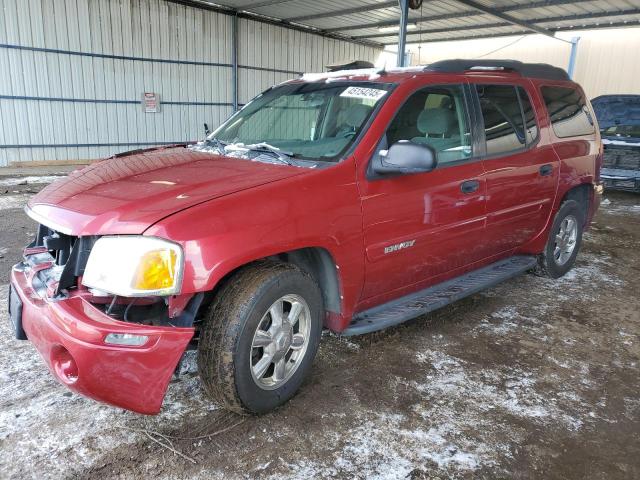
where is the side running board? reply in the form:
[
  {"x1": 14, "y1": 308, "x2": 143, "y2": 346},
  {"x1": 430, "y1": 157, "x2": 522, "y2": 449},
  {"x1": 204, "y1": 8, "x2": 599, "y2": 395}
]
[{"x1": 342, "y1": 255, "x2": 537, "y2": 336}]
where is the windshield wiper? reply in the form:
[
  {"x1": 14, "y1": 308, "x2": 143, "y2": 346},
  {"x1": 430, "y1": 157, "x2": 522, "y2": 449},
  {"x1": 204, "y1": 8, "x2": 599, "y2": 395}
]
[
  {"x1": 203, "y1": 137, "x2": 228, "y2": 154},
  {"x1": 244, "y1": 143, "x2": 297, "y2": 166}
]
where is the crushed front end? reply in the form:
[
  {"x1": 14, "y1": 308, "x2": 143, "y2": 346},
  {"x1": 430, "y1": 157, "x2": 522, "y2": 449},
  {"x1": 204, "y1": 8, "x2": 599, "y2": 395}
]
[{"x1": 8, "y1": 222, "x2": 195, "y2": 414}]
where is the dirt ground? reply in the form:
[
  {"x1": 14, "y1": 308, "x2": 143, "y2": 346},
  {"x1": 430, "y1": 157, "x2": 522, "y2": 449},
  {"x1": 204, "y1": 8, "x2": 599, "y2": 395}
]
[{"x1": 0, "y1": 172, "x2": 638, "y2": 480}]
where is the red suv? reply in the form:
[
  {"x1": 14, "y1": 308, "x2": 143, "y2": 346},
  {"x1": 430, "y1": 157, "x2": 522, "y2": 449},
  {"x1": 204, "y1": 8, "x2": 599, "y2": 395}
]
[{"x1": 9, "y1": 60, "x2": 603, "y2": 415}]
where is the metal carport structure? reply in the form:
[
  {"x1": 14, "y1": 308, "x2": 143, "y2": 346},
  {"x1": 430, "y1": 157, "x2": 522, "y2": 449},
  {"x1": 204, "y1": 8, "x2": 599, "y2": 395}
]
[
  {"x1": 3, "y1": 0, "x2": 640, "y2": 166},
  {"x1": 179, "y1": 0, "x2": 640, "y2": 67}
]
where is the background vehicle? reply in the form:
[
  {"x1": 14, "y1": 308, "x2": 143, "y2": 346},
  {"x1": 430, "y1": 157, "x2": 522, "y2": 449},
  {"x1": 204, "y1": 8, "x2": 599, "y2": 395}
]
[
  {"x1": 591, "y1": 95, "x2": 640, "y2": 192},
  {"x1": 9, "y1": 60, "x2": 602, "y2": 415}
]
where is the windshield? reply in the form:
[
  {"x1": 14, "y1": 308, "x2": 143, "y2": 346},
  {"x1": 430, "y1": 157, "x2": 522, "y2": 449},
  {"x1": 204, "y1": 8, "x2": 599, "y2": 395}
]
[
  {"x1": 207, "y1": 82, "x2": 393, "y2": 162},
  {"x1": 601, "y1": 125, "x2": 640, "y2": 139}
]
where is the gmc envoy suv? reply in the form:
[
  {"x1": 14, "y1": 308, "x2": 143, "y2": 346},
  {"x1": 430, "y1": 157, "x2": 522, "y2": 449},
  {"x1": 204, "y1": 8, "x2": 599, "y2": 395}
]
[{"x1": 9, "y1": 59, "x2": 603, "y2": 415}]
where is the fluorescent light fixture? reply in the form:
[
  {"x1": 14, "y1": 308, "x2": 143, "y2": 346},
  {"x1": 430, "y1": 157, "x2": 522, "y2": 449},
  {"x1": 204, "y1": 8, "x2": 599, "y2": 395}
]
[{"x1": 378, "y1": 24, "x2": 418, "y2": 33}]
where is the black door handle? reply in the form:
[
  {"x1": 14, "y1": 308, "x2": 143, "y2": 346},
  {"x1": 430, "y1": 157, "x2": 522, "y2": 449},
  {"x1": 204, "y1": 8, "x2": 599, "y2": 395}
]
[
  {"x1": 539, "y1": 164, "x2": 553, "y2": 176},
  {"x1": 460, "y1": 179, "x2": 480, "y2": 194}
]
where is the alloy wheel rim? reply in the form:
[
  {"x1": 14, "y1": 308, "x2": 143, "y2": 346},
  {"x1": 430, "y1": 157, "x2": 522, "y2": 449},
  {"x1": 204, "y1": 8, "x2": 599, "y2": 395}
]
[
  {"x1": 553, "y1": 215, "x2": 578, "y2": 266},
  {"x1": 250, "y1": 294, "x2": 311, "y2": 390}
]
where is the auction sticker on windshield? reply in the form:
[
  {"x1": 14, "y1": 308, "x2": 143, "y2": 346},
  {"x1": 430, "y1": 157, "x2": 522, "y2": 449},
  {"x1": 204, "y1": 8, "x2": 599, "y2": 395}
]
[{"x1": 340, "y1": 86, "x2": 387, "y2": 101}]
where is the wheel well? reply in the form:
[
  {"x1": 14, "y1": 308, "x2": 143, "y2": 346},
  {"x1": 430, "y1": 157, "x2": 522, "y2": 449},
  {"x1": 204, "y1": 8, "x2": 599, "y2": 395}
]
[
  {"x1": 205, "y1": 247, "x2": 342, "y2": 317},
  {"x1": 562, "y1": 183, "x2": 591, "y2": 221},
  {"x1": 270, "y1": 247, "x2": 341, "y2": 314}
]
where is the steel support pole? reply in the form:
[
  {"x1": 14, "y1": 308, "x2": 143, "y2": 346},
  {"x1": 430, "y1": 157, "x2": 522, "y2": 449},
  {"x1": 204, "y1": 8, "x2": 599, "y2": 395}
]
[
  {"x1": 232, "y1": 13, "x2": 239, "y2": 111},
  {"x1": 397, "y1": 0, "x2": 409, "y2": 67},
  {"x1": 567, "y1": 36, "x2": 580, "y2": 79}
]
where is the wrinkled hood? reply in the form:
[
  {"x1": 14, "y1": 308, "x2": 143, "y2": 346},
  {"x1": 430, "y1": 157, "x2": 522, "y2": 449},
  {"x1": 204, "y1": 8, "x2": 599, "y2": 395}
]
[
  {"x1": 28, "y1": 146, "x2": 306, "y2": 236},
  {"x1": 591, "y1": 95, "x2": 640, "y2": 130}
]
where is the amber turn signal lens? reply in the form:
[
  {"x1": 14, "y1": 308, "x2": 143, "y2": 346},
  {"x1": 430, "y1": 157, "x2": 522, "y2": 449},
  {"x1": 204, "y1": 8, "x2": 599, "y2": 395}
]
[{"x1": 132, "y1": 249, "x2": 178, "y2": 291}]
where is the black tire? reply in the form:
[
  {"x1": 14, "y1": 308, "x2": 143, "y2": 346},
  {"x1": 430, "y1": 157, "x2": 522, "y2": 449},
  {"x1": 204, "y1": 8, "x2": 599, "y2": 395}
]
[
  {"x1": 537, "y1": 199, "x2": 585, "y2": 279},
  {"x1": 198, "y1": 261, "x2": 323, "y2": 414}
]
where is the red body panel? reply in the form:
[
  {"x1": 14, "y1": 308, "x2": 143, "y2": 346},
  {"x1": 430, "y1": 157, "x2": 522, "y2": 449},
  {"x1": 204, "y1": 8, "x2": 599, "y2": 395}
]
[
  {"x1": 145, "y1": 159, "x2": 365, "y2": 323},
  {"x1": 14, "y1": 69, "x2": 602, "y2": 414},
  {"x1": 352, "y1": 78, "x2": 488, "y2": 304},
  {"x1": 474, "y1": 77, "x2": 560, "y2": 256}
]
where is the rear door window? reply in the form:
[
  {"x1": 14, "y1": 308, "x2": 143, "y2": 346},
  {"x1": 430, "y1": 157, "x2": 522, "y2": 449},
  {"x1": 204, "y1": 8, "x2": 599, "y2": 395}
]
[
  {"x1": 476, "y1": 84, "x2": 529, "y2": 156},
  {"x1": 541, "y1": 86, "x2": 595, "y2": 138}
]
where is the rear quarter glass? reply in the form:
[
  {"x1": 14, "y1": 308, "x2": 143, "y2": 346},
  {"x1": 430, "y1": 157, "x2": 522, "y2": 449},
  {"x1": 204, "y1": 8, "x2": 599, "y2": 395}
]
[{"x1": 541, "y1": 85, "x2": 596, "y2": 138}]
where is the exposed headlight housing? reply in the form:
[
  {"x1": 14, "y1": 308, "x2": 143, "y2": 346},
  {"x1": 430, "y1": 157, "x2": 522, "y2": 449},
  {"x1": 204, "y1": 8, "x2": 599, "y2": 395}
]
[{"x1": 82, "y1": 236, "x2": 183, "y2": 297}]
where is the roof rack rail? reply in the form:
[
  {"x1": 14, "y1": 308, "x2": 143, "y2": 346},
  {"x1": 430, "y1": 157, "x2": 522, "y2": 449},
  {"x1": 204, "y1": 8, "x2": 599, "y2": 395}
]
[
  {"x1": 326, "y1": 60, "x2": 374, "y2": 72},
  {"x1": 424, "y1": 59, "x2": 570, "y2": 81}
]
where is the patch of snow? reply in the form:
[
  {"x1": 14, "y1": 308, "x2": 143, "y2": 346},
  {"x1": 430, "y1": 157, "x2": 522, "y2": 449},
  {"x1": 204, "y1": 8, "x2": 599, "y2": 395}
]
[
  {"x1": 601, "y1": 202, "x2": 640, "y2": 216},
  {"x1": 0, "y1": 195, "x2": 27, "y2": 210},
  {"x1": 0, "y1": 175, "x2": 63, "y2": 186},
  {"x1": 317, "y1": 414, "x2": 487, "y2": 479},
  {"x1": 176, "y1": 349, "x2": 199, "y2": 375},
  {"x1": 473, "y1": 305, "x2": 542, "y2": 337},
  {"x1": 407, "y1": 349, "x2": 585, "y2": 432}
]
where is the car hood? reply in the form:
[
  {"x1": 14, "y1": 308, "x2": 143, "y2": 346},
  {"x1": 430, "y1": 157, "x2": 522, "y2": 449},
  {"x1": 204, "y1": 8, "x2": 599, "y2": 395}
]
[
  {"x1": 591, "y1": 95, "x2": 640, "y2": 129},
  {"x1": 27, "y1": 146, "x2": 306, "y2": 236}
]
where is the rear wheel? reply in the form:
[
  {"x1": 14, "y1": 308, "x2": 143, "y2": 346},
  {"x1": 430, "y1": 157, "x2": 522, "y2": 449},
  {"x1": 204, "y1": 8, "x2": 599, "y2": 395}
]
[
  {"x1": 538, "y1": 199, "x2": 584, "y2": 278},
  {"x1": 198, "y1": 261, "x2": 323, "y2": 414}
]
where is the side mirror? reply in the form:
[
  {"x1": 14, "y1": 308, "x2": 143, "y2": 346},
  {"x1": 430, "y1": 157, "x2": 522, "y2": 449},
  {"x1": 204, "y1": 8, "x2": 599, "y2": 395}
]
[
  {"x1": 373, "y1": 140, "x2": 437, "y2": 175},
  {"x1": 204, "y1": 123, "x2": 211, "y2": 136}
]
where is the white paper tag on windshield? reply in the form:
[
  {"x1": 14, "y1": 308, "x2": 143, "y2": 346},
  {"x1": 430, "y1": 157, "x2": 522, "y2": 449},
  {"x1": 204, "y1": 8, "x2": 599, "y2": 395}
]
[{"x1": 340, "y1": 86, "x2": 387, "y2": 101}]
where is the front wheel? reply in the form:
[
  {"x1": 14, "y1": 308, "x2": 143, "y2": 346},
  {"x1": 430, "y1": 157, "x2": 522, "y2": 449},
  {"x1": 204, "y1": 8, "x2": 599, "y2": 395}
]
[
  {"x1": 538, "y1": 199, "x2": 584, "y2": 278},
  {"x1": 198, "y1": 261, "x2": 323, "y2": 414}
]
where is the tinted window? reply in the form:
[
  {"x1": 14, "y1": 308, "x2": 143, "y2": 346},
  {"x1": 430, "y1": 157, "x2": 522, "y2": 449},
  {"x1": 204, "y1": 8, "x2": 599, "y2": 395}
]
[
  {"x1": 386, "y1": 85, "x2": 472, "y2": 164},
  {"x1": 541, "y1": 86, "x2": 595, "y2": 138},
  {"x1": 477, "y1": 85, "x2": 527, "y2": 156},
  {"x1": 518, "y1": 86, "x2": 539, "y2": 144},
  {"x1": 602, "y1": 125, "x2": 640, "y2": 139}
]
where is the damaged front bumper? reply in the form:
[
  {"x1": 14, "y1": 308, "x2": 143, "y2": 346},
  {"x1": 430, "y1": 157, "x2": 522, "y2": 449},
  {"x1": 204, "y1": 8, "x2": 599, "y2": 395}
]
[{"x1": 9, "y1": 252, "x2": 194, "y2": 415}]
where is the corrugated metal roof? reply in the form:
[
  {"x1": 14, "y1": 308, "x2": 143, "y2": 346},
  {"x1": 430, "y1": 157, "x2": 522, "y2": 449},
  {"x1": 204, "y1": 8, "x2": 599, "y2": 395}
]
[{"x1": 181, "y1": 0, "x2": 640, "y2": 47}]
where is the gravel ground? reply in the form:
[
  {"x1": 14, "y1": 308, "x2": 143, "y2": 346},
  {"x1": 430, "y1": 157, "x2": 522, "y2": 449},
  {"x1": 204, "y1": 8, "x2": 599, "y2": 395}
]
[{"x1": 0, "y1": 173, "x2": 638, "y2": 479}]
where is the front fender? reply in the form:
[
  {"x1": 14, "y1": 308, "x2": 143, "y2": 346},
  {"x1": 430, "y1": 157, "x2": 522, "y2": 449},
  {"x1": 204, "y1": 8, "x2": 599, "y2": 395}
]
[{"x1": 144, "y1": 161, "x2": 365, "y2": 320}]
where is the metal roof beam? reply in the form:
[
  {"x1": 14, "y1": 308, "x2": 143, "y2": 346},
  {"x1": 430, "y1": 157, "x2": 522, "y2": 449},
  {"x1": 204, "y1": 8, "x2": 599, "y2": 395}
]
[
  {"x1": 356, "y1": 21, "x2": 507, "y2": 39},
  {"x1": 450, "y1": 0, "x2": 555, "y2": 37},
  {"x1": 235, "y1": 0, "x2": 293, "y2": 9},
  {"x1": 383, "y1": 31, "x2": 534, "y2": 45},
  {"x1": 324, "y1": 0, "x2": 587, "y2": 33},
  {"x1": 382, "y1": 19, "x2": 640, "y2": 45},
  {"x1": 166, "y1": 1, "x2": 383, "y2": 48},
  {"x1": 359, "y1": 8, "x2": 640, "y2": 40},
  {"x1": 286, "y1": 1, "x2": 398, "y2": 22}
]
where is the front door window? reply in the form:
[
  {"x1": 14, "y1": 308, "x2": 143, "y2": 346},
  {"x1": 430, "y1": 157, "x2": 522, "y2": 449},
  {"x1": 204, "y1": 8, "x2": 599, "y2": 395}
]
[{"x1": 386, "y1": 85, "x2": 472, "y2": 164}]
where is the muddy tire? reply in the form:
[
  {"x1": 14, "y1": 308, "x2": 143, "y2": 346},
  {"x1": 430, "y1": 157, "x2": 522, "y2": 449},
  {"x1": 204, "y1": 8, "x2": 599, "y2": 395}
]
[
  {"x1": 198, "y1": 261, "x2": 323, "y2": 414},
  {"x1": 537, "y1": 199, "x2": 584, "y2": 279}
]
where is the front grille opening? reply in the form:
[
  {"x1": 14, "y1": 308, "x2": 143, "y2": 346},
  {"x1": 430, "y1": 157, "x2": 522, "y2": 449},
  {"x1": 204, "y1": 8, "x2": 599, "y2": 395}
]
[
  {"x1": 92, "y1": 297, "x2": 168, "y2": 325},
  {"x1": 90, "y1": 293, "x2": 209, "y2": 335},
  {"x1": 31, "y1": 224, "x2": 77, "y2": 266},
  {"x1": 29, "y1": 223, "x2": 98, "y2": 294},
  {"x1": 603, "y1": 146, "x2": 640, "y2": 169}
]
